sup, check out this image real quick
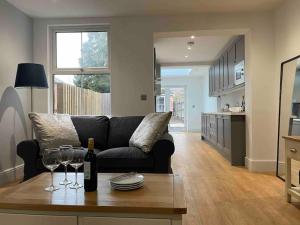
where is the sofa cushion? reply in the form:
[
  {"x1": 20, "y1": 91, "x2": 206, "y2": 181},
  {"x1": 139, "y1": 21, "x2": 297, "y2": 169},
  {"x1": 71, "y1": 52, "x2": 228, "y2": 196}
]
[
  {"x1": 96, "y1": 147, "x2": 154, "y2": 169},
  {"x1": 129, "y1": 112, "x2": 172, "y2": 153},
  {"x1": 29, "y1": 113, "x2": 81, "y2": 155},
  {"x1": 107, "y1": 116, "x2": 144, "y2": 148},
  {"x1": 71, "y1": 116, "x2": 109, "y2": 150}
]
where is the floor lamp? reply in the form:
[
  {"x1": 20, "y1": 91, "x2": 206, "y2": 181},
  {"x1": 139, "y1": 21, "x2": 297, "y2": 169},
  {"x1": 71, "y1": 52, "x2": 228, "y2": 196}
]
[{"x1": 14, "y1": 63, "x2": 49, "y2": 138}]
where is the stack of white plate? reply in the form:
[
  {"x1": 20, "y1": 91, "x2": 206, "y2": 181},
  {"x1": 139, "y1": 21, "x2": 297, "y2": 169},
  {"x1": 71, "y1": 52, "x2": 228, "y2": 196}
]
[{"x1": 110, "y1": 173, "x2": 144, "y2": 191}]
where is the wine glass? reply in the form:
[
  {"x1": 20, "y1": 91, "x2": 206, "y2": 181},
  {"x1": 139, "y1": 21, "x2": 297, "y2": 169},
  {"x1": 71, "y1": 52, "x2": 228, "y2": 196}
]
[
  {"x1": 59, "y1": 145, "x2": 74, "y2": 186},
  {"x1": 42, "y1": 148, "x2": 62, "y2": 192},
  {"x1": 69, "y1": 147, "x2": 85, "y2": 189}
]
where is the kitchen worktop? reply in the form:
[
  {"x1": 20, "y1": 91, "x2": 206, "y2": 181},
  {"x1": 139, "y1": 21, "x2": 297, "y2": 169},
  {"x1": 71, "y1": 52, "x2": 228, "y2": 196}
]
[{"x1": 202, "y1": 112, "x2": 246, "y2": 116}]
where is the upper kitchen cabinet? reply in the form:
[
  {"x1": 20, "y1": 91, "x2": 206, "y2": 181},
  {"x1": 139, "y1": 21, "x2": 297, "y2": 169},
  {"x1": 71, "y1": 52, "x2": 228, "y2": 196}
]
[
  {"x1": 235, "y1": 37, "x2": 245, "y2": 64},
  {"x1": 227, "y1": 44, "x2": 236, "y2": 89},
  {"x1": 219, "y1": 55, "x2": 224, "y2": 91},
  {"x1": 222, "y1": 52, "x2": 229, "y2": 90},
  {"x1": 213, "y1": 60, "x2": 220, "y2": 95},
  {"x1": 209, "y1": 36, "x2": 245, "y2": 96},
  {"x1": 209, "y1": 67, "x2": 213, "y2": 96}
]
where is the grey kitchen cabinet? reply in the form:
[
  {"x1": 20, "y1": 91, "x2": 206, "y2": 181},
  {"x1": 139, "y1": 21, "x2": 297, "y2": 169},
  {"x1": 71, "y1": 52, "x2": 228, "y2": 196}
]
[
  {"x1": 209, "y1": 36, "x2": 245, "y2": 96},
  {"x1": 223, "y1": 116, "x2": 231, "y2": 159},
  {"x1": 201, "y1": 113, "x2": 210, "y2": 138},
  {"x1": 201, "y1": 113, "x2": 245, "y2": 166},
  {"x1": 201, "y1": 114, "x2": 205, "y2": 136},
  {"x1": 209, "y1": 114, "x2": 217, "y2": 144},
  {"x1": 213, "y1": 60, "x2": 220, "y2": 96},
  {"x1": 219, "y1": 56, "x2": 224, "y2": 91},
  {"x1": 223, "y1": 52, "x2": 229, "y2": 90},
  {"x1": 227, "y1": 43, "x2": 236, "y2": 89},
  {"x1": 209, "y1": 67, "x2": 213, "y2": 96},
  {"x1": 216, "y1": 115, "x2": 224, "y2": 150},
  {"x1": 235, "y1": 37, "x2": 245, "y2": 64}
]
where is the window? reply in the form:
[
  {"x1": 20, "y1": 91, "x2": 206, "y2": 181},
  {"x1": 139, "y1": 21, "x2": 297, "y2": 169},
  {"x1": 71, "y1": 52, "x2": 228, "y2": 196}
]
[
  {"x1": 156, "y1": 96, "x2": 165, "y2": 112},
  {"x1": 51, "y1": 26, "x2": 111, "y2": 115},
  {"x1": 161, "y1": 67, "x2": 192, "y2": 77}
]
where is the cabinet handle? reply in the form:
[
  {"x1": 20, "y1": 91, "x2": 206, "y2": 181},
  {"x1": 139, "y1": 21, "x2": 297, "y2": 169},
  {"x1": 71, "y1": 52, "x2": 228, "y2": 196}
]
[{"x1": 290, "y1": 148, "x2": 297, "y2": 153}]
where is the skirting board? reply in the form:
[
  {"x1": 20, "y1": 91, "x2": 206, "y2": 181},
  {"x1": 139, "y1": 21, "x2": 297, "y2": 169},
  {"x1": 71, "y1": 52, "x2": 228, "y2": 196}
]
[
  {"x1": 245, "y1": 157, "x2": 276, "y2": 172},
  {"x1": 0, "y1": 164, "x2": 24, "y2": 186}
]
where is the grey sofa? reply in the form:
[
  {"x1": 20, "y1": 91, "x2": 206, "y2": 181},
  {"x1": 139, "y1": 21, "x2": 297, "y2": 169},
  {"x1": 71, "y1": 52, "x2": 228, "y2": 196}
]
[{"x1": 17, "y1": 116, "x2": 175, "y2": 181}]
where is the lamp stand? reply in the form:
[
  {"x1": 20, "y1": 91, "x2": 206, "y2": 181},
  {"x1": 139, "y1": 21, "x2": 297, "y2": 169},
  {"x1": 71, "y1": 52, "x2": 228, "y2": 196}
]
[
  {"x1": 30, "y1": 87, "x2": 33, "y2": 113},
  {"x1": 30, "y1": 87, "x2": 34, "y2": 139}
]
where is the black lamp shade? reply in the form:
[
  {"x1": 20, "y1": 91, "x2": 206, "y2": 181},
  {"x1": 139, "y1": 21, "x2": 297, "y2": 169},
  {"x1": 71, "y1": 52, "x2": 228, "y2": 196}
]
[{"x1": 14, "y1": 63, "x2": 48, "y2": 88}]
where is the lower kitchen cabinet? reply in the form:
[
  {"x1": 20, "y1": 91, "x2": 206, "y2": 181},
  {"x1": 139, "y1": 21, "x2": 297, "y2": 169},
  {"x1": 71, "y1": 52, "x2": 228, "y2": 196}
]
[
  {"x1": 201, "y1": 113, "x2": 245, "y2": 166},
  {"x1": 216, "y1": 115, "x2": 224, "y2": 150}
]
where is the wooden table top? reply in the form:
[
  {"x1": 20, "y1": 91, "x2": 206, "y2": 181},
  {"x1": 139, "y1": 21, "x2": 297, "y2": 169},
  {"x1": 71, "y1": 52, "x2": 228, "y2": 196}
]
[
  {"x1": 0, "y1": 173, "x2": 187, "y2": 215},
  {"x1": 282, "y1": 135, "x2": 300, "y2": 142}
]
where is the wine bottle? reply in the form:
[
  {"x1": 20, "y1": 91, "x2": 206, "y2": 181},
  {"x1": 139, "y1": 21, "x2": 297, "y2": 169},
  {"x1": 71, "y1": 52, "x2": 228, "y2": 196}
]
[{"x1": 84, "y1": 138, "x2": 97, "y2": 192}]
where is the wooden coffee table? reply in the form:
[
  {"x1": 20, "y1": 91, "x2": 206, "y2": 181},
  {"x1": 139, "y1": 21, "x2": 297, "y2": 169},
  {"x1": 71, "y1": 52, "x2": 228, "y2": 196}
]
[{"x1": 0, "y1": 173, "x2": 187, "y2": 225}]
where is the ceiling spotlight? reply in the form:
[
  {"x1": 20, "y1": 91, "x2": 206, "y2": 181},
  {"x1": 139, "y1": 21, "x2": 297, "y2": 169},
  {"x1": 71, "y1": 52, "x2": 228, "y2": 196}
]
[
  {"x1": 187, "y1": 41, "x2": 194, "y2": 50},
  {"x1": 184, "y1": 55, "x2": 189, "y2": 58},
  {"x1": 190, "y1": 35, "x2": 195, "y2": 39}
]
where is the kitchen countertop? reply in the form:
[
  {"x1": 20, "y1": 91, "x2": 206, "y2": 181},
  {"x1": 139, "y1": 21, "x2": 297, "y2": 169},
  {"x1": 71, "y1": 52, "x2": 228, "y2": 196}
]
[{"x1": 202, "y1": 112, "x2": 246, "y2": 116}]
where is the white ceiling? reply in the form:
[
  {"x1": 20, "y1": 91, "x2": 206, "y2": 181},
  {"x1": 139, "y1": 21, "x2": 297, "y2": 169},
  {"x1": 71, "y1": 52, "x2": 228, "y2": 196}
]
[
  {"x1": 7, "y1": 0, "x2": 283, "y2": 18},
  {"x1": 154, "y1": 35, "x2": 234, "y2": 64}
]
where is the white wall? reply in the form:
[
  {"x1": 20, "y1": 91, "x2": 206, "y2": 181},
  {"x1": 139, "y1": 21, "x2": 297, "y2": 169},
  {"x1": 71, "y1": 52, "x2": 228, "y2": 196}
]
[
  {"x1": 201, "y1": 72, "x2": 218, "y2": 113},
  {"x1": 0, "y1": 0, "x2": 32, "y2": 185},
  {"x1": 274, "y1": 0, "x2": 300, "y2": 105},
  {"x1": 33, "y1": 11, "x2": 276, "y2": 172}
]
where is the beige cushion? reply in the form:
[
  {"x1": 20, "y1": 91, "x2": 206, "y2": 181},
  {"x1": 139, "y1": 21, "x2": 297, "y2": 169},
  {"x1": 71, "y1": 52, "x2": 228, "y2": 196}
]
[
  {"x1": 28, "y1": 113, "x2": 81, "y2": 154},
  {"x1": 129, "y1": 112, "x2": 172, "y2": 153}
]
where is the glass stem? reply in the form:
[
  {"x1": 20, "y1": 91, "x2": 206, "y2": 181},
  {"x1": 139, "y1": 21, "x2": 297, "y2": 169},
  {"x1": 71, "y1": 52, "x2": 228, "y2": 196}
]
[
  {"x1": 64, "y1": 165, "x2": 67, "y2": 181},
  {"x1": 75, "y1": 168, "x2": 78, "y2": 185},
  {"x1": 51, "y1": 170, "x2": 54, "y2": 188}
]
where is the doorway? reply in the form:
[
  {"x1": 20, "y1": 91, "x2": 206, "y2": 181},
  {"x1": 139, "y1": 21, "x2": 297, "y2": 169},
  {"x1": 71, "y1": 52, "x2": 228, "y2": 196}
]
[{"x1": 156, "y1": 86, "x2": 186, "y2": 131}]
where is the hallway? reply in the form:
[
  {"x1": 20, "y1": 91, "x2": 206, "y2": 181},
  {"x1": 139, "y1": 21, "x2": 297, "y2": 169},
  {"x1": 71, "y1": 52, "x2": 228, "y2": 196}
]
[{"x1": 171, "y1": 132, "x2": 300, "y2": 225}]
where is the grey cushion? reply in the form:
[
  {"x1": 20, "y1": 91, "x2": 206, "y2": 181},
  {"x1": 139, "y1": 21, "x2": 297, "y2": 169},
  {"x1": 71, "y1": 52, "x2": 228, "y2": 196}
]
[
  {"x1": 29, "y1": 113, "x2": 81, "y2": 155},
  {"x1": 71, "y1": 116, "x2": 109, "y2": 150},
  {"x1": 107, "y1": 116, "x2": 144, "y2": 148},
  {"x1": 96, "y1": 147, "x2": 154, "y2": 169},
  {"x1": 129, "y1": 112, "x2": 172, "y2": 153}
]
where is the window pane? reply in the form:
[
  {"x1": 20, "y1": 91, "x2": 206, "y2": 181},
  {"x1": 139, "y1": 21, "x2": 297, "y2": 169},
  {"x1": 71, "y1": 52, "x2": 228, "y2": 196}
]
[
  {"x1": 54, "y1": 74, "x2": 111, "y2": 115},
  {"x1": 57, "y1": 33, "x2": 81, "y2": 68},
  {"x1": 56, "y1": 31, "x2": 108, "y2": 69},
  {"x1": 161, "y1": 67, "x2": 192, "y2": 77},
  {"x1": 81, "y1": 32, "x2": 108, "y2": 68}
]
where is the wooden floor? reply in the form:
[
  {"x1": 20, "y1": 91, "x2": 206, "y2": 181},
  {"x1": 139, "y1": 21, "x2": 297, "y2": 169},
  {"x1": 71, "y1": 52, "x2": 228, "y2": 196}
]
[
  {"x1": 171, "y1": 132, "x2": 300, "y2": 225},
  {"x1": 1, "y1": 132, "x2": 300, "y2": 224}
]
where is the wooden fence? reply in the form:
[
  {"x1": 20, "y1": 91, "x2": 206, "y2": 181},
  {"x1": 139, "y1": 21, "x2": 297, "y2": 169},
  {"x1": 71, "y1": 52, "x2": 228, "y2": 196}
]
[{"x1": 54, "y1": 83, "x2": 111, "y2": 115}]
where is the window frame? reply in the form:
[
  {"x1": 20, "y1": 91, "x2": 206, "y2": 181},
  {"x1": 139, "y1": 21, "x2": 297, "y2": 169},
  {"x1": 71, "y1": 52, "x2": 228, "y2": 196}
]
[
  {"x1": 51, "y1": 25, "x2": 111, "y2": 75},
  {"x1": 49, "y1": 25, "x2": 111, "y2": 114}
]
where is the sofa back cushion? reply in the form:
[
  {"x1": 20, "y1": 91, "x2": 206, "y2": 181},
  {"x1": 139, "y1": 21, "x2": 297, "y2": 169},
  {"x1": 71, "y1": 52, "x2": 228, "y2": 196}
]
[
  {"x1": 129, "y1": 112, "x2": 172, "y2": 153},
  {"x1": 29, "y1": 113, "x2": 81, "y2": 155},
  {"x1": 71, "y1": 116, "x2": 109, "y2": 150},
  {"x1": 107, "y1": 116, "x2": 144, "y2": 148}
]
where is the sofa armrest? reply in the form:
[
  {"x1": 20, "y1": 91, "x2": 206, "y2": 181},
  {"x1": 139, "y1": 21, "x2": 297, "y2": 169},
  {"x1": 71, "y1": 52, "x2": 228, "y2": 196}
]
[
  {"x1": 151, "y1": 133, "x2": 175, "y2": 173},
  {"x1": 17, "y1": 140, "x2": 40, "y2": 180}
]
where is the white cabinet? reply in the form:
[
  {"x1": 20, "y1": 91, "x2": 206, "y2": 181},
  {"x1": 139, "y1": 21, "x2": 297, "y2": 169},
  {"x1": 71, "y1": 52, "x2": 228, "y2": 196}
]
[
  {"x1": 78, "y1": 217, "x2": 171, "y2": 225},
  {"x1": 0, "y1": 213, "x2": 77, "y2": 225}
]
